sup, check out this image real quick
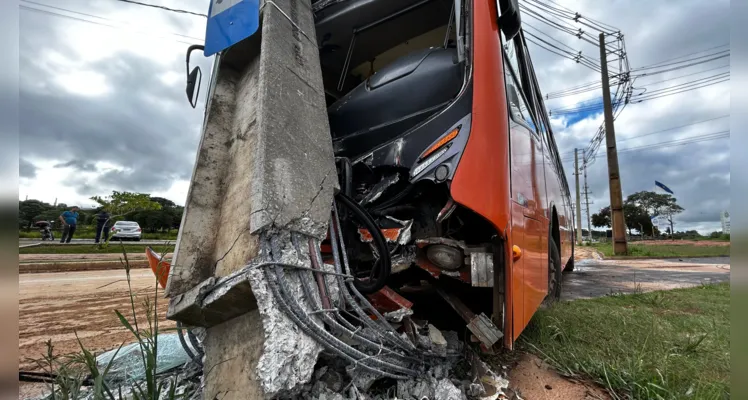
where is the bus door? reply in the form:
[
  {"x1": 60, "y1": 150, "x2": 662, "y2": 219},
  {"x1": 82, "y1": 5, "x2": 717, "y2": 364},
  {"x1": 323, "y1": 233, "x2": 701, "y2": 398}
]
[{"x1": 502, "y1": 36, "x2": 547, "y2": 340}]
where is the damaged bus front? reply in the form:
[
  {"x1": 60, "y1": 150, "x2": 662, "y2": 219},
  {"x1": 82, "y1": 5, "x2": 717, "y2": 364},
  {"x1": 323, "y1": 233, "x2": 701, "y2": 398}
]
[{"x1": 179, "y1": 0, "x2": 573, "y2": 366}]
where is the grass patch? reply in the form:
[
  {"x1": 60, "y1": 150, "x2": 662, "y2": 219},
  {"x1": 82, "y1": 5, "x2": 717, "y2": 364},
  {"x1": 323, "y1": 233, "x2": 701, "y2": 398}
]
[
  {"x1": 521, "y1": 283, "x2": 730, "y2": 399},
  {"x1": 19, "y1": 228, "x2": 177, "y2": 240},
  {"x1": 592, "y1": 243, "x2": 730, "y2": 258},
  {"x1": 20, "y1": 244, "x2": 173, "y2": 255}
]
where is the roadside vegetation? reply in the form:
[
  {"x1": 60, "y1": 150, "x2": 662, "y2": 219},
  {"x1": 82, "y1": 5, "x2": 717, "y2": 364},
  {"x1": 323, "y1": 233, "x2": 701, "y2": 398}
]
[
  {"x1": 590, "y1": 242, "x2": 730, "y2": 258},
  {"x1": 522, "y1": 283, "x2": 730, "y2": 399},
  {"x1": 22, "y1": 246, "x2": 193, "y2": 399},
  {"x1": 19, "y1": 228, "x2": 178, "y2": 241},
  {"x1": 20, "y1": 244, "x2": 173, "y2": 255}
]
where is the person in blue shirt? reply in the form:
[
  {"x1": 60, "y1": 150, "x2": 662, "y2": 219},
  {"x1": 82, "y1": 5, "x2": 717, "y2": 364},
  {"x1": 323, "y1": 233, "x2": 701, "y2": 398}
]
[{"x1": 58, "y1": 206, "x2": 80, "y2": 243}]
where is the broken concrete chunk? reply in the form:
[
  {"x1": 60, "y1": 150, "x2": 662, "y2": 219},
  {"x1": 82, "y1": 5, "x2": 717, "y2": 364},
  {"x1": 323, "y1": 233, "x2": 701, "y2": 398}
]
[
  {"x1": 397, "y1": 378, "x2": 435, "y2": 400},
  {"x1": 428, "y1": 324, "x2": 448, "y2": 355},
  {"x1": 434, "y1": 378, "x2": 467, "y2": 400}
]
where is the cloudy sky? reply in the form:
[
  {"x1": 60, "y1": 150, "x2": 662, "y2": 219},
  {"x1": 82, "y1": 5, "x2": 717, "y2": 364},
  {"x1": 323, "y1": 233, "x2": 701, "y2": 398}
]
[{"x1": 18, "y1": 0, "x2": 730, "y2": 233}]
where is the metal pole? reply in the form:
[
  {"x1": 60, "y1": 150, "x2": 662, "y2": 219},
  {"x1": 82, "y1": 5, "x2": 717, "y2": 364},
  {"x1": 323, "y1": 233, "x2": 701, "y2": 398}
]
[
  {"x1": 599, "y1": 32, "x2": 628, "y2": 255},
  {"x1": 574, "y1": 149, "x2": 582, "y2": 245}
]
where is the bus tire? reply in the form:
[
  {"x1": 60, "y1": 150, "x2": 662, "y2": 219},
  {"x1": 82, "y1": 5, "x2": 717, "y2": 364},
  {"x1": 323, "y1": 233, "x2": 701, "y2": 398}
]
[
  {"x1": 564, "y1": 249, "x2": 575, "y2": 272},
  {"x1": 545, "y1": 239, "x2": 562, "y2": 304}
]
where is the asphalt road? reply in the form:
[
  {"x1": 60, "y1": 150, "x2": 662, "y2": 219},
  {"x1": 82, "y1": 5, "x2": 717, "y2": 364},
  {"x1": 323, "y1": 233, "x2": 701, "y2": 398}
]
[{"x1": 561, "y1": 256, "x2": 730, "y2": 301}]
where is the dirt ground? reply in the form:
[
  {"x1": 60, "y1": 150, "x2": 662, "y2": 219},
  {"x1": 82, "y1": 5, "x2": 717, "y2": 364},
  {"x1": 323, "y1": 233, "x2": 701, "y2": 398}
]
[
  {"x1": 18, "y1": 269, "x2": 173, "y2": 372},
  {"x1": 508, "y1": 353, "x2": 610, "y2": 399},
  {"x1": 574, "y1": 246, "x2": 603, "y2": 261},
  {"x1": 17, "y1": 247, "x2": 728, "y2": 399}
]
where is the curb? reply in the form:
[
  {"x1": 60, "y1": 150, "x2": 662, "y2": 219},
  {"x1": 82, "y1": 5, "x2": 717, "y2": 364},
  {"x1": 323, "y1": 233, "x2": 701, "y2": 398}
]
[{"x1": 19, "y1": 261, "x2": 150, "y2": 274}]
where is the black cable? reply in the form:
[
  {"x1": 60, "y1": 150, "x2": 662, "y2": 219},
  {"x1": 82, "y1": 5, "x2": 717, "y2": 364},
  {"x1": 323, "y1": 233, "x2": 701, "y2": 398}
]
[
  {"x1": 632, "y1": 44, "x2": 729, "y2": 70},
  {"x1": 112, "y1": 0, "x2": 207, "y2": 17},
  {"x1": 21, "y1": 0, "x2": 203, "y2": 41},
  {"x1": 176, "y1": 321, "x2": 199, "y2": 364},
  {"x1": 616, "y1": 115, "x2": 729, "y2": 142},
  {"x1": 632, "y1": 78, "x2": 729, "y2": 102},
  {"x1": 334, "y1": 192, "x2": 391, "y2": 294},
  {"x1": 19, "y1": 4, "x2": 197, "y2": 45}
]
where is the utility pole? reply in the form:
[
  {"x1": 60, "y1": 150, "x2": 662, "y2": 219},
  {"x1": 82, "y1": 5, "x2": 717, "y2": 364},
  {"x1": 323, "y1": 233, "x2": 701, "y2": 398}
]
[
  {"x1": 582, "y1": 158, "x2": 592, "y2": 242},
  {"x1": 599, "y1": 32, "x2": 628, "y2": 255},
  {"x1": 574, "y1": 149, "x2": 582, "y2": 245}
]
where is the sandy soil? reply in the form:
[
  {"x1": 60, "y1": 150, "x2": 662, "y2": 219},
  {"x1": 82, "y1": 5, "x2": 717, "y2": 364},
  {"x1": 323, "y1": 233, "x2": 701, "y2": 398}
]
[
  {"x1": 508, "y1": 353, "x2": 610, "y2": 400},
  {"x1": 574, "y1": 247, "x2": 603, "y2": 261},
  {"x1": 19, "y1": 269, "x2": 173, "y2": 372}
]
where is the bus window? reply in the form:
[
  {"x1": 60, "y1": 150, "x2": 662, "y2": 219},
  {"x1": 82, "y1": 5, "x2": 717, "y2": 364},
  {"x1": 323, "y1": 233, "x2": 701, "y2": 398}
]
[{"x1": 503, "y1": 58, "x2": 538, "y2": 133}]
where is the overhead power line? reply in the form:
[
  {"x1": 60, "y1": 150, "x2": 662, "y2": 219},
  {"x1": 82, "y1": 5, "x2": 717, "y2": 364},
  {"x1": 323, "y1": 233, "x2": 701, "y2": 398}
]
[
  {"x1": 21, "y1": 0, "x2": 203, "y2": 42},
  {"x1": 20, "y1": 4, "x2": 201, "y2": 45},
  {"x1": 632, "y1": 43, "x2": 730, "y2": 70},
  {"x1": 616, "y1": 115, "x2": 730, "y2": 142},
  {"x1": 111, "y1": 0, "x2": 206, "y2": 17}
]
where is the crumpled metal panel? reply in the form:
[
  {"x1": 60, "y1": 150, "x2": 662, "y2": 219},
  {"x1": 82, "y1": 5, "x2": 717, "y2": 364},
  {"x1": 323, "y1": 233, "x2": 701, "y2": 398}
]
[{"x1": 470, "y1": 252, "x2": 494, "y2": 287}]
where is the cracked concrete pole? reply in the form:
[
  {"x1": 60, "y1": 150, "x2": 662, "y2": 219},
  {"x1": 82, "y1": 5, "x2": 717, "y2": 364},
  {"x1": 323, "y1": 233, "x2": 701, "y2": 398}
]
[{"x1": 165, "y1": 0, "x2": 335, "y2": 398}]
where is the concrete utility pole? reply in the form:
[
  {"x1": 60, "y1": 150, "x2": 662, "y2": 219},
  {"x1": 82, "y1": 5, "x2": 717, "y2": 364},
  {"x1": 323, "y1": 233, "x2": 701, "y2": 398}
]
[
  {"x1": 582, "y1": 158, "x2": 592, "y2": 242},
  {"x1": 574, "y1": 149, "x2": 582, "y2": 245},
  {"x1": 165, "y1": 1, "x2": 336, "y2": 398},
  {"x1": 599, "y1": 32, "x2": 628, "y2": 255}
]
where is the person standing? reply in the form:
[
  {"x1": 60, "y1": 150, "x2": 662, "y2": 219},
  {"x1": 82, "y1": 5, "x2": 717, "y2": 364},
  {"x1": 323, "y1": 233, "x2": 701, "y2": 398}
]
[
  {"x1": 95, "y1": 209, "x2": 111, "y2": 244},
  {"x1": 59, "y1": 206, "x2": 79, "y2": 243}
]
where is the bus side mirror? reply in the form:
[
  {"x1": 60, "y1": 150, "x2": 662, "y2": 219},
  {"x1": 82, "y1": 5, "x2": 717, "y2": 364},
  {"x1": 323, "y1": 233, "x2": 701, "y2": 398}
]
[
  {"x1": 186, "y1": 67, "x2": 202, "y2": 109},
  {"x1": 498, "y1": 0, "x2": 521, "y2": 40},
  {"x1": 185, "y1": 44, "x2": 205, "y2": 108}
]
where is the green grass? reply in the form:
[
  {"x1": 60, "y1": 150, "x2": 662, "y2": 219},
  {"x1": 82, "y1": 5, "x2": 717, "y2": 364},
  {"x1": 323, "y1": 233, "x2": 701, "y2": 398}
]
[
  {"x1": 20, "y1": 244, "x2": 173, "y2": 255},
  {"x1": 521, "y1": 283, "x2": 730, "y2": 399},
  {"x1": 19, "y1": 228, "x2": 177, "y2": 240},
  {"x1": 591, "y1": 243, "x2": 730, "y2": 258}
]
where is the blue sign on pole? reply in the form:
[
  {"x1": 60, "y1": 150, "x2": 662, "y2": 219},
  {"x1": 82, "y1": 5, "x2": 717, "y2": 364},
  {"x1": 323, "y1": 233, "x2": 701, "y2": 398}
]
[{"x1": 204, "y1": 0, "x2": 261, "y2": 57}]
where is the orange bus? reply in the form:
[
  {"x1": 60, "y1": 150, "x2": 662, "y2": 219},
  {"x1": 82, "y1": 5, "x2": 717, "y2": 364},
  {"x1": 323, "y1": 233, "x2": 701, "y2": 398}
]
[
  {"x1": 183, "y1": 0, "x2": 575, "y2": 350},
  {"x1": 311, "y1": 0, "x2": 574, "y2": 349}
]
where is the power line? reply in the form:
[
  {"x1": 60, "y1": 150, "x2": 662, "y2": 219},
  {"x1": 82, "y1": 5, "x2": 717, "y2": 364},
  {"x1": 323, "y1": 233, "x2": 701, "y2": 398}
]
[
  {"x1": 617, "y1": 115, "x2": 730, "y2": 142},
  {"x1": 616, "y1": 132, "x2": 729, "y2": 154},
  {"x1": 632, "y1": 43, "x2": 730, "y2": 70},
  {"x1": 632, "y1": 77, "x2": 729, "y2": 102},
  {"x1": 631, "y1": 50, "x2": 730, "y2": 72},
  {"x1": 111, "y1": 0, "x2": 206, "y2": 17},
  {"x1": 21, "y1": 0, "x2": 203, "y2": 42},
  {"x1": 19, "y1": 3, "x2": 201, "y2": 45}
]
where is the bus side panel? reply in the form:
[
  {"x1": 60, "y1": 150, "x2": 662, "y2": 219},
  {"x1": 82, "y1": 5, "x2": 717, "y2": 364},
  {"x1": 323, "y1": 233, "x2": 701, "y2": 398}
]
[
  {"x1": 510, "y1": 204, "x2": 525, "y2": 342},
  {"x1": 450, "y1": 0, "x2": 513, "y2": 347},
  {"x1": 522, "y1": 216, "x2": 548, "y2": 333}
]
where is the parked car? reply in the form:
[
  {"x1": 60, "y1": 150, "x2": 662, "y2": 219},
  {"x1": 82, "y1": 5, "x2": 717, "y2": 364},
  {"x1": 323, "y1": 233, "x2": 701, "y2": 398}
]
[{"x1": 111, "y1": 221, "x2": 142, "y2": 241}]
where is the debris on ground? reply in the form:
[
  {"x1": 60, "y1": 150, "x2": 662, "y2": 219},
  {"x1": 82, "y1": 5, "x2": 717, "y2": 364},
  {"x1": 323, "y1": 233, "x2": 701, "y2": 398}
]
[{"x1": 95, "y1": 333, "x2": 199, "y2": 383}]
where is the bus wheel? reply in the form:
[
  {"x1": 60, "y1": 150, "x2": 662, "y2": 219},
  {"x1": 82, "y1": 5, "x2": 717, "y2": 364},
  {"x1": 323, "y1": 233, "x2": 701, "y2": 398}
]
[{"x1": 544, "y1": 239, "x2": 562, "y2": 304}]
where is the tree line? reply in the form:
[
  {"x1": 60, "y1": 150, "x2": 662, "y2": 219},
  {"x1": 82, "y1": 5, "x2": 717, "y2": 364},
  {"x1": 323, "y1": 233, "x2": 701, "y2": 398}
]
[
  {"x1": 18, "y1": 191, "x2": 184, "y2": 233},
  {"x1": 591, "y1": 190, "x2": 684, "y2": 236}
]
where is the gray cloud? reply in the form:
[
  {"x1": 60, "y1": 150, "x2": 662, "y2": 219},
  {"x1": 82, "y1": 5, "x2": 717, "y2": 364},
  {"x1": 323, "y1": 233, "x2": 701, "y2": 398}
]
[
  {"x1": 53, "y1": 160, "x2": 98, "y2": 171},
  {"x1": 19, "y1": 4, "x2": 213, "y2": 202},
  {"x1": 529, "y1": 0, "x2": 731, "y2": 233},
  {"x1": 18, "y1": 0, "x2": 730, "y2": 233},
  {"x1": 19, "y1": 158, "x2": 37, "y2": 178}
]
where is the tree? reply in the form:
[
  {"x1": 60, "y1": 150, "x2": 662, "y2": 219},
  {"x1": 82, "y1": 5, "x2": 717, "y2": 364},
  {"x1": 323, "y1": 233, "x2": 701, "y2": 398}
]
[
  {"x1": 18, "y1": 199, "x2": 54, "y2": 229},
  {"x1": 622, "y1": 202, "x2": 654, "y2": 236},
  {"x1": 90, "y1": 191, "x2": 162, "y2": 246},
  {"x1": 591, "y1": 207, "x2": 611, "y2": 228}
]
